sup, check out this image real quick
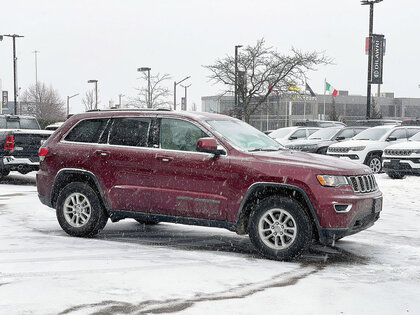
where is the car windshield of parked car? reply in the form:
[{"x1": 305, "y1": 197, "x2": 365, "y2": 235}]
[
  {"x1": 354, "y1": 127, "x2": 391, "y2": 141},
  {"x1": 308, "y1": 128, "x2": 341, "y2": 140},
  {"x1": 409, "y1": 131, "x2": 420, "y2": 141},
  {"x1": 206, "y1": 119, "x2": 282, "y2": 151},
  {"x1": 269, "y1": 127, "x2": 295, "y2": 138}
]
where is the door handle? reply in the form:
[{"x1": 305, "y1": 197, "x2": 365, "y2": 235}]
[
  {"x1": 156, "y1": 155, "x2": 173, "y2": 162},
  {"x1": 94, "y1": 150, "x2": 110, "y2": 157}
]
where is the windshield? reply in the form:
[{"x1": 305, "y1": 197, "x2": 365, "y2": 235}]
[
  {"x1": 409, "y1": 132, "x2": 420, "y2": 141},
  {"x1": 206, "y1": 119, "x2": 282, "y2": 151},
  {"x1": 354, "y1": 127, "x2": 391, "y2": 140},
  {"x1": 308, "y1": 128, "x2": 341, "y2": 140},
  {"x1": 269, "y1": 127, "x2": 296, "y2": 138}
]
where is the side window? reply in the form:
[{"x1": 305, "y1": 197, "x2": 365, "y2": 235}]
[
  {"x1": 338, "y1": 129, "x2": 355, "y2": 139},
  {"x1": 291, "y1": 129, "x2": 307, "y2": 139},
  {"x1": 407, "y1": 128, "x2": 420, "y2": 138},
  {"x1": 308, "y1": 129, "x2": 319, "y2": 136},
  {"x1": 64, "y1": 119, "x2": 108, "y2": 143},
  {"x1": 160, "y1": 118, "x2": 208, "y2": 152},
  {"x1": 108, "y1": 117, "x2": 151, "y2": 147},
  {"x1": 389, "y1": 129, "x2": 407, "y2": 140}
]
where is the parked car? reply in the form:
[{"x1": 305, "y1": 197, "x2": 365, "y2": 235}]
[
  {"x1": 327, "y1": 125, "x2": 420, "y2": 173},
  {"x1": 37, "y1": 109, "x2": 382, "y2": 261},
  {"x1": 286, "y1": 126, "x2": 366, "y2": 154},
  {"x1": 401, "y1": 119, "x2": 420, "y2": 126},
  {"x1": 355, "y1": 119, "x2": 401, "y2": 127},
  {"x1": 0, "y1": 115, "x2": 53, "y2": 178},
  {"x1": 45, "y1": 122, "x2": 64, "y2": 131},
  {"x1": 382, "y1": 130, "x2": 420, "y2": 179},
  {"x1": 268, "y1": 126, "x2": 320, "y2": 146},
  {"x1": 294, "y1": 120, "x2": 346, "y2": 128}
]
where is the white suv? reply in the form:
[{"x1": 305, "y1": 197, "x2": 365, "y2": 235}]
[
  {"x1": 269, "y1": 126, "x2": 320, "y2": 146},
  {"x1": 382, "y1": 131, "x2": 420, "y2": 179},
  {"x1": 327, "y1": 126, "x2": 420, "y2": 173}
]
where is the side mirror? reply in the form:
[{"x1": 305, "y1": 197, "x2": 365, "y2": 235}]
[
  {"x1": 335, "y1": 136, "x2": 345, "y2": 141},
  {"x1": 288, "y1": 136, "x2": 298, "y2": 140},
  {"x1": 196, "y1": 137, "x2": 225, "y2": 155},
  {"x1": 386, "y1": 136, "x2": 397, "y2": 142}
]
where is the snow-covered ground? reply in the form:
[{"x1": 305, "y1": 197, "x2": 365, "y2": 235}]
[{"x1": 0, "y1": 173, "x2": 419, "y2": 315}]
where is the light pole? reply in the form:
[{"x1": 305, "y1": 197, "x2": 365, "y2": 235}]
[
  {"x1": 174, "y1": 76, "x2": 190, "y2": 110},
  {"x1": 67, "y1": 93, "x2": 79, "y2": 116},
  {"x1": 118, "y1": 94, "x2": 125, "y2": 108},
  {"x1": 1, "y1": 34, "x2": 24, "y2": 115},
  {"x1": 87, "y1": 80, "x2": 98, "y2": 110},
  {"x1": 361, "y1": 0, "x2": 383, "y2": 119},
  {"x1": 234, "y1": 45, "x2": 242, "y2": 119},
  {"x1": 137, "y1": 67, "x2": 151, "y2": 108},
  {"x1": 33, "y1": 50, "x2": 40, "y2": 87},
  {"x1": 180, "y1": 84, "x2": 191, "y2": 110}
]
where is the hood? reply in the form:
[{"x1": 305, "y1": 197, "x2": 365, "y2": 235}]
[
  {"x1": 328, "y1": 139, "x2": 386, "y2": 150},
  {"x1": 286, "y1": 138, "x2": 334, "y2": 147},
  {"x1": 385, "y1": 141, "x2": 420, "y2": 150},
  {"x1": 250, "y1": 150, "x2": 371, "y2": 175}
]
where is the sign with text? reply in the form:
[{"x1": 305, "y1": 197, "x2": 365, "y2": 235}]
[{"x1": 369, "y1": 34, "x2": 385, "y2": 84}]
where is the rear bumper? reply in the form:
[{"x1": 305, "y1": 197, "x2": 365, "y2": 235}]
[
  {"x1": 2, "y1": 156, "x2": 40, "y2": 172},
  {"x1": 38, "y1": 193, "x2": 53, "y2": 208}
]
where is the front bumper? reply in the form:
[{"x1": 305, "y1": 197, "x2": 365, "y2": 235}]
[{"x1": 383, "y1": 158, "x2": 420, "y2": 175}]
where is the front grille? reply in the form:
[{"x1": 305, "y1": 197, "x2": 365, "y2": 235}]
[
  {"x1": 329, "y1": 147, "x2": 350, "y2": 153},
  {"x1": 384, "y1": 149, "x2": 413, "y2": 156},
  {"x1": 347, "y1": 174, "x2": 378, "y2": 193},
  {"x1": 288, "y1": 145, "x2": 303, "y2": 151}
]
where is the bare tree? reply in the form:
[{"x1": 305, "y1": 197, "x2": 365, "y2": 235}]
[
  {"x1": 204, "y1": 38, "x2": 330, "y2": 122},
  {"x1": 82, "y1": 90, "x2": 96, "y2": 111},
  {"x1": 130, "y1": 73, "x2": 172, "y2": 109},
  {"x1": 20, "y1": 82, "x2": 65, "y2": 120}
]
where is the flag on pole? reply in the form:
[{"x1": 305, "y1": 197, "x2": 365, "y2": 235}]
[
  {"x1": 287, "y1": 84, "x2": 300, "y2": 92},
  {"x1": 325, "y1": 81, "x2": 338, "y2": 97},
  {"x1": 305, "y1": 83, "x2": 316, "y2": 97}
]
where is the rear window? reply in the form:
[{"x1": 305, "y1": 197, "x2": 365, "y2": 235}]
[
  {"x1": 0, "y1": 116, "x2": 40, "y2": 129},
  {"x1": 64, "y1": 119, "x2": 108, "y2": 143}
]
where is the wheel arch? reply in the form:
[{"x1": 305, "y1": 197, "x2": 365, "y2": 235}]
[
  {"x1": 51, "y1": 168, "x2": 110, "y2": 213},
  {"x1": 363, "y1": 150, "x2": 383, "y2": 165},
  {"x1": 234, "y1": 182, "x2": 322, "y2": 241}
]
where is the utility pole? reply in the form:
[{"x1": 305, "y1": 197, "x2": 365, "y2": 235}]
[
  {"x1": 173, "y1": 76, "x2": 190, "y2": 110},
  {"x1": 2, "y1": 34, "x2": 24, "y2": 115},
  {"x1": 361, "y1": 0, "x2": 383, "y2": 119},
  {"x1": 180, "y1": 84, "x2": 191, "y2": 110},
  {"x1": 33, "y1": 50, "x2": 40, "y2": 86},
  {"x1": 137, "y1": 67, "x2": 151, "y2": 108},
  {"x1": 118, "y1": 94, "x2": 125, "y2": 108},
  {"x1": 67, "y1": 93, "x2": 79, "y2": 116},
  {"x1": 234, "y1": 45, "x2": 242, "y2": 119}
]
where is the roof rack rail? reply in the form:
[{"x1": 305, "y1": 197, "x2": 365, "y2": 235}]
[{"x1": 85, "y1": 108, "x2": 172, "y2": 113}]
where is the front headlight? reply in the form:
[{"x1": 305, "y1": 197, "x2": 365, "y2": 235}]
[
  {"x1": 316, "y1": 175, "x2": 348, "y2": 187},
  {"x1": 350, "y1": 146, "x2": 366, "y2": 151}
]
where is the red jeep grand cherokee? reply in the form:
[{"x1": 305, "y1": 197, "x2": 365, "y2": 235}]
[{"x1": 37, "y1": 110, "x2": 382, "y2": 260}]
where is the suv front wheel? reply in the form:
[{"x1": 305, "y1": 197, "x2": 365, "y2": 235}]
[
  {"x1": 248, "y1": 195, "x2": 312, "y2": 261},
  {"x1": 56, "y1": 182, "x2": 108, "y2": 237}
]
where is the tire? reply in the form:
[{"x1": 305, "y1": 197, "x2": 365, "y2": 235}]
[
  {"x1": 366, "y1": 155, "x2": 382, "y2": 173},
  {"x1": 56, "y1": 182, "x2": 108, "y2": 237},
  {"x1": 0, "y1": 169, "x2": 10, "y2": 179},
  {"x1": 135, "y1": 219, "x2": 159, "y2": 225},
  {"x1": 387, "y1": 172, "x2": 406, "y2": 179},
  {"x1": 248, "y1": 195, "x2": 312, "y2": 261}
]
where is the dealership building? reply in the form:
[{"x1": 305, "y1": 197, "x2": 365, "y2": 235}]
[{"x1": 202, "y1": 91, "x2": 420, "y2": 131}]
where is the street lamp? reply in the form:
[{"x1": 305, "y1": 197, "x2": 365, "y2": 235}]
[
  {"x1": 87, "y1": 80, "x2": 98, "y2": 110},
  {"x1": 67, "y1": 93, "x2": 79, "y2": 115},
  {"x1": 1, "y1": 34, "x2": 24, "y2": 115},
  {"x1": 174, "y1": 76, "x2": 190, "y2": 110},
  {"x1": 180, "y1": 84, "x2": 192, "y2": 110},
  {"x1": 137, "y1": 67, "x2": 151, "y2": 108},
  {"x1": 235, "y1": 45, "x2": 242, "y2": 118},
  {"x1": 361, "y1": 0, "x2": 383, "y2": 119}
]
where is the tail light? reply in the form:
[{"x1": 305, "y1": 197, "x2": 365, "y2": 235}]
[
  {"x1": 5, "y1": 135, "x2": 14, "y2": 150},
  {"x1": 39, "y1": 147, "x2": 49, "y2": 162}
]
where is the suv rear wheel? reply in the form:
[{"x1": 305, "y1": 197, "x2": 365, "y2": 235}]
[
  {"x1": 56, "y1": 182, "x2": 108, "y2": 237},
  {"x1": 248, "y1": 195, "x2": 312, "y2": 261}
]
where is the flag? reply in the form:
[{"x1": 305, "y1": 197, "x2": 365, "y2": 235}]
[
  {"x1": 269, "y1": 83, "x2": 279, "y2": 95},
  {"x1": 305, "y1": 83, "x2": 316, "y2": 97},
  {"x1": 288, "y1": 84, "x2": 300, "y2": 92},
  {"x1": 325, "y1": 81, "x2": 338, "y2": 97}
]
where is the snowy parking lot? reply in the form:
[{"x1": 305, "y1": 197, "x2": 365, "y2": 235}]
[{"x1": 0, "y1": 173, "x2": 419, "y2": 314}]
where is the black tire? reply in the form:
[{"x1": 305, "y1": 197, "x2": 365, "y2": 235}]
[
  {"x1": 386, "y1": 172, "x2": 406, "y2": 179},
  {"x1": 135, "y1": 219, "x2": 159, "y2": 225},
  {"x1": 366, "y1": 155, "x2": 382, "y2": 173},
  {"x1": 248, "y1": 195, "x2": 312, "y2": 261},
  {"x1": 56, "y1": 182, "x2": 108, "y2": 237},
  {"x1": 0, "y1": 169, "x2": 10, "y2": 179}
]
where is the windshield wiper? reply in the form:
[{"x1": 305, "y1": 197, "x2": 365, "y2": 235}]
[{"x1": 248, "y1": 148, "x2": 281, "y2": 152}]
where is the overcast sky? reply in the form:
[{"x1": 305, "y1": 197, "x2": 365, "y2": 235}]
[{"x1": 1, "y1": 0, "x2": 419, "y2": 113}]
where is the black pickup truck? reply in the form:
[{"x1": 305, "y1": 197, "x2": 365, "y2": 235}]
[{"x1": 0, "y1": 115, "x2": 53, "y2": 178}]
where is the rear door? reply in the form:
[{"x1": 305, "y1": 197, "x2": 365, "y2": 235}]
[{"x1": 150, "y1": 117, "x2": 231, "y2": 221}]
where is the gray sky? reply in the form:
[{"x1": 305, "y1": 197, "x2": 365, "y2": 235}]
[{"x1": 1, "y1": 0, "x2": 419, "y2": 114}]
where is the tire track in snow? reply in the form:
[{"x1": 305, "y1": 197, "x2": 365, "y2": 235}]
[{"x1": 58, "y1": 265, "x2": 324, "y2": 315}]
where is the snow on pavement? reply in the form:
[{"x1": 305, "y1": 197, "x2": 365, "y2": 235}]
[{"x1": 0, "y1": 173, "x2": 419, "y2": 314}]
